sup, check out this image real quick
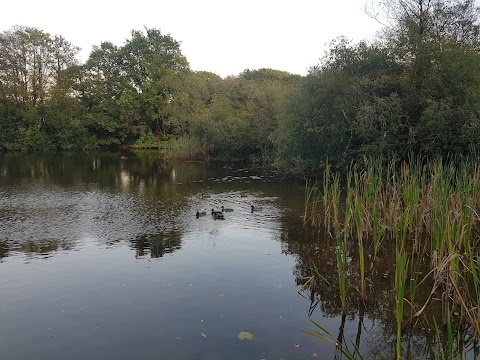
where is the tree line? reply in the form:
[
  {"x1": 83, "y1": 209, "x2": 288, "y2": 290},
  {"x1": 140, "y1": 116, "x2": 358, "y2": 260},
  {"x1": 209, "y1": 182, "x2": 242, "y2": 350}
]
[{"x1": 1, "y1": 0, "x2": 480, "y2": 173}]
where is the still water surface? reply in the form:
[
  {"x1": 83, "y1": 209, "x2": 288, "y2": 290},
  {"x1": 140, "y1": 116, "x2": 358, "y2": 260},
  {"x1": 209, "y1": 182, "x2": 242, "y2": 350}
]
[{"x1": 0, "y1": 152, "x2": 456, "y2": 359}]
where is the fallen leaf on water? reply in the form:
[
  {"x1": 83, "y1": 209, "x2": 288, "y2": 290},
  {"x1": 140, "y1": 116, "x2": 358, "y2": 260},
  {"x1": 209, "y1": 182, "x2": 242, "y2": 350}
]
[
  {"x1": 237, "y1": 331, "x2": 254, "y2": 340},
  {"x1": 294, "y1": 344, "x2": 300, "y2": 348},
  {"x1": 201, "y1": 332, "x2": 207, "y2": 338}
]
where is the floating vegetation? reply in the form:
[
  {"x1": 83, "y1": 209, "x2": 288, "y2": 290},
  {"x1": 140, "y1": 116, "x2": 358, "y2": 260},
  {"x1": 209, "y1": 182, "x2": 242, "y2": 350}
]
[
  {"x1": 302, "y1": 155, "x2": 480, "y2": 358},
  {"x1": 237, "y1": 331, "x2": 254, "y2": 340}
]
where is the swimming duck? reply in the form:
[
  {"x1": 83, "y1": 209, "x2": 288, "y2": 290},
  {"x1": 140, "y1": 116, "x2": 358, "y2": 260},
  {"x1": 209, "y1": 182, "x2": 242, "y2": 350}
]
[
  {"x1": 251, "y1": 205, "x2": 263, "y2": 212},
  {"x1": 211, "y1": 209, "x2": 223, "y2": 216},
  {"x1": 213, "y1": 212, "x2": 225, "y2": 220},
  {"x1": 196, "y1": 211, "x2": 207, "y2": 218},
  {"x1": 221, "y1": 206, "x2": 233, "y2": 212}
]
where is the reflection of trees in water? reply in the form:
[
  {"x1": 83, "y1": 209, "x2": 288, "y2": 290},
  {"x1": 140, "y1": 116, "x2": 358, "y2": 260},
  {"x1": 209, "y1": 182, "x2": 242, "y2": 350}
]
[
  {"x1": 0, "y1": 151, "x2": 202, "y2": 261},
  {"x1": 0, "y1": 151, "x2": 214, "y2": 192},
  {"x1": 21, "y1": 239, "x2": 74, "y2": 255},
  {"x1": 0, "y1": 241, "x2": 9, "y2": 260},
  {"x1": 131, "y1": 232, "x2": 182, "y2": 258},
  {"x1": 0, "y1": 239, "x2": 74, "y2": 260},
  {"x1": 279, "y1": 220, "x2": 475, "y2": 359}
]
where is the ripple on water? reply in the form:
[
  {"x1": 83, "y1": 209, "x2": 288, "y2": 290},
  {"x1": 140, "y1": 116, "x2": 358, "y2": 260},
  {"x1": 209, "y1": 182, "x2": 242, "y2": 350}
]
[
  {"x1": 0, "y1": 188, "x2": 163, "y2": 252},
  {"x1": 182, "y1": 191, "x2": 284, "y2": 236}
]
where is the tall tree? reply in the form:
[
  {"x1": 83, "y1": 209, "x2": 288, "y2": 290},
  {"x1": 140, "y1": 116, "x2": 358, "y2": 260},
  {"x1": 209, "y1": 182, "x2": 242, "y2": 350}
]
[
  {"x1": 0, "y1": 26, "x2": 81, "y2": 149},
  {"x1": 76, "y1": 41, "x2": 128, "y2": 145},
  {"x1": 117, "y1": 28, "x2": 190, "y2": 137}
]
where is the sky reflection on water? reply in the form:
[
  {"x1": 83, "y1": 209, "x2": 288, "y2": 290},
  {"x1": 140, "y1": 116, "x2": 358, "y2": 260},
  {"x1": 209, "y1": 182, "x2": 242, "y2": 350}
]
[
  {"x1": 0, "y1": 152, "x2": 469, "y2": 360},
  {"x1": 0, "y1": 152, "x2": 333, "y2": 360}
]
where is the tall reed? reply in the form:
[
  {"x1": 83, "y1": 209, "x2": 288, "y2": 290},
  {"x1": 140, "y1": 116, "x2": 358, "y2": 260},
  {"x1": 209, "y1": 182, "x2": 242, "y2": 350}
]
[
  {"x1": 323, "y1": 162, "x2": 331, "y2": 234},
  {"x1": 302, "y1": 155, "x2": 480, "y2": 357},
  {"x1": 337, "y1": 170, "x2": 353, "y2": 317},
  {"x1": 303, "y1": 179, "x2": 316, "y2": 224},
  {"x1": 395, "y1": 209, "x2": 410, "y2": 360},
  {"x1": 352, "y1": 178, "x2": 366, "y2": 301}
]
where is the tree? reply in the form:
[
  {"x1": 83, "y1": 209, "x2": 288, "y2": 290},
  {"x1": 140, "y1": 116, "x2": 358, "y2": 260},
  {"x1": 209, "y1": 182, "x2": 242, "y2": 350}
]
[
  {"x1": 117, "y1": 28, "x2": 190, "y2": 138},
  {"x1": 76, "y1": 41, "x2": 128, "y2": 146},
  {"x1": 183, "y1": 69, "x2": 300, "y2": 160},
  {"x1": 273, "y1": 1, "x2": 480, "y2": 171},
  {"x1": 275, "y1": 39, "x2": 405, "y2": 171},
  {"x1": 0, "y1": 26, "x2": 81, "y2": 149},
  {"x1": 373, "y1": 0, "x2": 480, "y2": 156}
]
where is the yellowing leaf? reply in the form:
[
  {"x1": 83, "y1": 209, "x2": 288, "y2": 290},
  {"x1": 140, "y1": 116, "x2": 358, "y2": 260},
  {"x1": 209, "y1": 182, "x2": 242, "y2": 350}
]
[{"x1": 237, "y1": 331, "x2": 254, "y2": 340}]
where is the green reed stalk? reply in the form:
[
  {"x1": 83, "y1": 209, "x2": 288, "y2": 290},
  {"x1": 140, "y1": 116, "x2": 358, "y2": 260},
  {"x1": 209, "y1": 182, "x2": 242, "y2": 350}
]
[
  {"x1": 336, "y1": 233, "x2": 348, "y2": 317},
  {"x1": 433, "y1": 318, "x2": 447, "y2": 360},
  {"x1": 323, "y1": 162, "x2": 331, "y2": 233},
  {"x1": 407, "y1": 245, "x2": 424, "y2": 319},
  {"x1": 352, "y1": 186, "x2": 366, "y2": 301},
  {"x1": 305, "y1": 318, "x2": 364, "y2": 360},
  {"x1": 311, "y1": 197, "x2": 320, "y2": 228},
  {"x1": 386, "y1": 159, "x2": 401, "y2": 239},
  {"x1": 369, "y1": 158, "x2": 385, "y2": 262},
  {"x1": 430, "y1": 161, "x2": 449, "y2": 271},
  {"x1": 395, "y1": 209, "x2": 410, "y2": 360},
  {"x1": 372, "y1": 204, "x2": 385, "y2": 261},
  {"x1": 465, "y1": 227, "x2": 480, "y2": 338},
  {"x1": 304, "y1": 179, "x2": 316, "y2": 224},
  {"x1": 331, "y1": 173, "x2": 341, "y2": 235},
  {"x1": 401, "y1": 160, "x2": 421, "y2": 238},
  {"x1": 337, "y1": 170, "x2": 353, "y2": 317},
  {"x1": 395, "y1": 248, "x2": 408, "y2": 360}
]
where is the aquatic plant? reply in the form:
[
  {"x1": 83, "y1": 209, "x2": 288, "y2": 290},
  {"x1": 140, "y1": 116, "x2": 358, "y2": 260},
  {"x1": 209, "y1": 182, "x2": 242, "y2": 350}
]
[
  {"x1": 302, "y1": 155, "x2": 480, "y2": 358},
  {"x1": 395, "y1": 220, "x2": 409, "y2": 360},
  {"x1": 304, "y1": 318, "x2": 364, "y2": 360}
]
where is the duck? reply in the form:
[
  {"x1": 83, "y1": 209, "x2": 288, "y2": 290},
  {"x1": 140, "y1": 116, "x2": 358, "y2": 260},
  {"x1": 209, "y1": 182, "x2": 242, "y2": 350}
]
[
  {"x1": 221, "y1": 206, "x2": 233, "y2": 212},
  {"x1": 211, "y1": 209, "x2": 223, "y2": 216},
  {"x1": 196, "y1": 211, "x2": 207, "y2": 218},
  {"x1": 213, "y1": 212, "x2": 225, "y2": 220},
  {"x1": 251, "y1": 205, "x2": 263, "y2": 212}
]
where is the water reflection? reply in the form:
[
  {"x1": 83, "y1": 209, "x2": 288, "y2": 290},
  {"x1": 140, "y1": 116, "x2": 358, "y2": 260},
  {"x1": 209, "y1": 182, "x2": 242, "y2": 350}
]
[
  {"x1": 0, "y1": 151, "x2": 294, "y2": 262},
  {"x1": 293, "y1": 226, "x2": 480, "y2": 359},
  {"x1": 132, "y1": 232, "x2": 182, "y2": 258},
  {"x1": 1, "y1": 151, "x2": 476, "y2": 359}
]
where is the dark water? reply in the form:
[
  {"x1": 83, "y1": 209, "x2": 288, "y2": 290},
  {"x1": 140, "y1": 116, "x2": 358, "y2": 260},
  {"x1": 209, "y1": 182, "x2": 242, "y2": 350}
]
[{"x1": 0, "y1": 152, "x2": 472, "y2": 360}]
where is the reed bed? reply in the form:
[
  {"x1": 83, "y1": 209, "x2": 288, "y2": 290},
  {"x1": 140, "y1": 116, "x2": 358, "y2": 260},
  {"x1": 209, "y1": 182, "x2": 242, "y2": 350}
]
[{"x1": 303, "y1": 155, "x2": 480, "y2": 358}]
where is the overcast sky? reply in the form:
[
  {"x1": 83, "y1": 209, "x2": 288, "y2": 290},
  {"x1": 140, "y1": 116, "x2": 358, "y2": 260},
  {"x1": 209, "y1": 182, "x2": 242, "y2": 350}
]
[{"x1": 1, "y1": 0, "x2": 382, "y2": 77}]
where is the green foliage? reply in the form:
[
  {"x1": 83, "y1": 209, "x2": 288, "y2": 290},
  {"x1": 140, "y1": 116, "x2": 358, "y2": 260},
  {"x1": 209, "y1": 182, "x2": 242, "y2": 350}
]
[
  {"x1": 2, "y1": 3, "x2": 480, "y2": 167},
  {"x1": 274, "y1": 0, "x2": 480, "y2": 173},
  {"x1": 0, "y1": 26, "x2": 192, "y2": 150},
  {"x1": 275, "y1": 39, "x2": 405, "y2": 172},
  {"x1": 181, "y1": 69, "x2": 300, "y2": 161},
  {"x1": 168, "y1": 136, "x2": 209, "y2": 160},
  {"x1": 132, "y1": 131, "x2": 174, "y2": 149},
  {"x1": 17, "y1": 126, "x2": 54, "y2": 150}
]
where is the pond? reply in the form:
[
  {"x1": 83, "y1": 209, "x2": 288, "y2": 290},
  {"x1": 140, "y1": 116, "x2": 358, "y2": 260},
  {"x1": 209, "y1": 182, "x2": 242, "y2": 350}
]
[{"x1": 0, "y1": 151, "x2": 475, "y2": 359}]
